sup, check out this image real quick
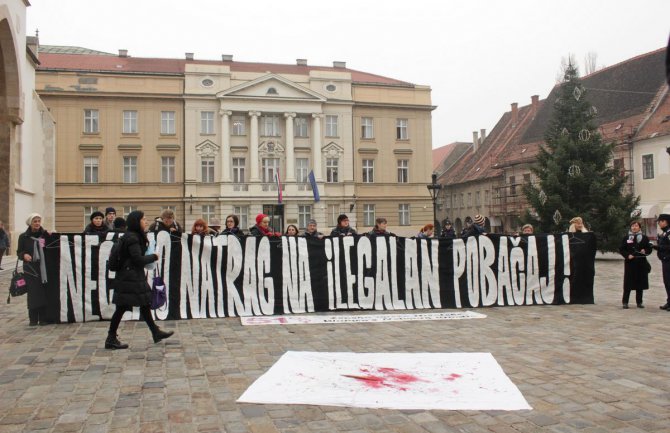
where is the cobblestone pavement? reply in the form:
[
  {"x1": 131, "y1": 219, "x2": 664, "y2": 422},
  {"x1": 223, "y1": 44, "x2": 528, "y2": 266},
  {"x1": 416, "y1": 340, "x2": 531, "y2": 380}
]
[{"x1": 0, "y1": 255, "x2": 669, "y2": 433}]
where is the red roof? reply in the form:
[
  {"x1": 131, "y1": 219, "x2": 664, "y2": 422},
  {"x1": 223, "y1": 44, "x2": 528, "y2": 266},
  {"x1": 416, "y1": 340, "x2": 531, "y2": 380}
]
[{"x1": 37, "y1": 52, "x2": 413, "y2": 86}]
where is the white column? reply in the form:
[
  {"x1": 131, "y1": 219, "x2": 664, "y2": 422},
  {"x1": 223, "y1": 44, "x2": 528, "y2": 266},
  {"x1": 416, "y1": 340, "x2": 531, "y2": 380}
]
[
  {"x1": 311, "y1": 113, "x2": 323, "y2": 181},
  {"x1": 249, "y1": 111, "x2": 261, "y2": 182},
  {"x1": 220, "y1": 110, "x2": 232, "y2": 182},
  {"x1": 284, "y1": 112, "x2": 296, "y2": 182}
]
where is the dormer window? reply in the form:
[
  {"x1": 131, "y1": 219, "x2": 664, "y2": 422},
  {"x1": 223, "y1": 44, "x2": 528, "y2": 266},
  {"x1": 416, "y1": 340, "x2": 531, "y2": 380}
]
[{"x1": 267, "y1": 87, "x2": 278, "y2": 95}]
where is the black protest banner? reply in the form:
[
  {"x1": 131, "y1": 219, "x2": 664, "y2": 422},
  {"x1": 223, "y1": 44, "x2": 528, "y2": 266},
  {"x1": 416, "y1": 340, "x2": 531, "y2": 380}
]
[{"x1": 48, "y1": 232, "x2": 596, "y2": 322}]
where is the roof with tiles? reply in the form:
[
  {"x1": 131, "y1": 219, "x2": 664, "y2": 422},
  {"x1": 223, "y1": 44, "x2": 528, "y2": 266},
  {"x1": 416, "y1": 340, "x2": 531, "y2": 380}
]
[
  {"x1": 634, "y1": 88, "x2": 670, "y2": 141},
  {"x1": 37, "y1": 47, "x2": 414, "y2": 86},
  {"x1": 432, "y1": 141, "x2": 471, "y2": 172}
]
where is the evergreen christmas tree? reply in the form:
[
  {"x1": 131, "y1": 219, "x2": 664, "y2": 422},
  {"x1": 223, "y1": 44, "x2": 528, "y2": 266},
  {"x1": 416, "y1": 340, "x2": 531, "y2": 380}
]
[{"x1": 523, "y1": 62, "x2": 638, "y2": 251}]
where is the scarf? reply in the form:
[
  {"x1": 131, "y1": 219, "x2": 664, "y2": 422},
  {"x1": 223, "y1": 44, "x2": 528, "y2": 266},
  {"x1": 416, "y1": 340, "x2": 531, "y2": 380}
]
[
  {"x1": 29, "y1": 229, "x2": 48, "y2": 284},
  {"x1": 255, "y1": 224, "x2": 273, "y2": 236},
  {"x1": 628, "y1": 231, "x2": 643, "y2": 244}
]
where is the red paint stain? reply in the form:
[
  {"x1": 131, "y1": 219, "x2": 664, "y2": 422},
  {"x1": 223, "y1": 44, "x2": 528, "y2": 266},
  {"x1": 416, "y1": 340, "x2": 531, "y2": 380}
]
[
  {"x1": 342, "y1": 366, "x2": 427, "y2": 391},
  {"x1": 444, "y1": 373, "x2": 462, "y2": 381}
]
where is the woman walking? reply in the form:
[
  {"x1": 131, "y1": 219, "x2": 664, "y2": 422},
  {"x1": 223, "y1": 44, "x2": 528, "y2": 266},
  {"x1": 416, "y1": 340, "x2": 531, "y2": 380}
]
[
  {"x1": 618, "y1": 220, "x2": 653, "y2": 309},
  {"x1": 17, "y1": 214, "x2": 51, "y2": 325},
  {"x1": 106, "y1": 210, "x2": 173, "y2": 349}
]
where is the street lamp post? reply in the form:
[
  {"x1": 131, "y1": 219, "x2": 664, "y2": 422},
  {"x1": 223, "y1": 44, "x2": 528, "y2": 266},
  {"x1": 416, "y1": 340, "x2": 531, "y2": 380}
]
[{"x1": 427, "y1": 172, "x2": 442, "y2": 232}]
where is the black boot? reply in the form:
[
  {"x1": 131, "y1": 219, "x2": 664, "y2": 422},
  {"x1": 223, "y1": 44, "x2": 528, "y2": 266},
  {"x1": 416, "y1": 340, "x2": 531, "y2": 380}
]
[
  {"x1": 152, "y1": 327, "x2": 174, "y2": 343},
  {"x1": 105, "y1": 334, "x2": 129, "y2": 350}
]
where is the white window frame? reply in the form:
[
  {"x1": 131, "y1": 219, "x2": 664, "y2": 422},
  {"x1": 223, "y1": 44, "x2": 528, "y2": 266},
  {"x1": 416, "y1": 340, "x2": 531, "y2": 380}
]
[
  {"x1": 326, "y1": 158, "x2": 339, "y2": 183},
  {"x1": 396, "y1": 118, "x2": 408, "y2": 140},
  {"x1": 363, "y1": 204, "x2": 376, "y2": 226},
  {"x1": 123, "y1": 110, "x2": 138, "y2": 134},
  {"x1": 325, "y1": 115, "x2": 338, "y2": 137},
  {"x1": 398, "y1": 204, "x2": 410, "y2": 226},
  {"x1": 362, "y1": 159, "x2": 374, "y2": 183},
  {"x1": 296, "y1": 158, "x2": 309, "y2": 183},
  {"x1": 261, "y1": 115, "x2": 281, "y2": 137},
  {"x1": 298, "y1": 205, "x2": 312, "y2": 229},
  {"x1": 397, "y1": 159, "x2": 409, "y2": 183},
  {"x1": 84, "y1": 109, "x2": 99, "y2": 133},
  {"x1": 361, "y1": 117, "x2": 374, "y2": 139},
  {"x1": 161, "y1": 111, "x2": 176, "y2": 135},
  {"x1": 232, "y1": 115, "x2": 246, "y2": 135},
  {"x1": 83, "y1": 156, "x2": 99, "y2": 184},
  {"x1": 201, "y1": 111, "x2": 215, "y2": 134},
  {"x1": 123, "y1": 206, "x2": 137, "y2": 218},
  {"x1": 161, "y1": 156, "x2": 175, "y2": 183},
  {"x1": 294, "y1": 117, "x2": 309, "y2": 138},
  {"x1": 327, "y1": 204, "x2": 340, "y2": 227},
  {"x1": 123, "y1": 156, "x2": 138, "y2": 183},
  {"x1": 201, "y1": 157, "x2": 215, "y2": 183},
  {"x1": 262, "y1": 158, "x2": 280, "y2": 183},
  {"x1": 202, "y1": 205, "x2": 215, "y2": 223},
  {"x1": 642, "y1": 154, "x2": 654, "y2": 179},
  {"x1": 233, "y1": 205, "x2": 249, "y2": 231},
  {"x1": 232, "y1": 157, "x2": 246, "y2": 183}
]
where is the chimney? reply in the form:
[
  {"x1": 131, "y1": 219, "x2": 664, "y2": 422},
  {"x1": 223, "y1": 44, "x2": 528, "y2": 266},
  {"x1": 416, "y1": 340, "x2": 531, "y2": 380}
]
[
  {"x1": 472, "y1": 131, "x2": 479, "y2": 152},
  {"x1": 333, "y1": 61, "x2": 346, "y2": 68},
  {"x1": 118, "y1": 49, "x2": 128, "y2": 58},
  {"x1": 221, "y1": 54, "x2": 233, "y2": 62},
  {"x1": 480, "y1": 128, "x2": 487, "y2": 144},
  {"x1": 185, "y1": 52, "x2": 194, "y2": 60},
  {"x1": 511, "y1": 102, "x2": 519, "y2": 125},
  {"x1": 531, "y1": 95, "x2": 539, "y2": 113},
  {"x1": 296, "y1": 58, "x2": 308, "y2": 66}
]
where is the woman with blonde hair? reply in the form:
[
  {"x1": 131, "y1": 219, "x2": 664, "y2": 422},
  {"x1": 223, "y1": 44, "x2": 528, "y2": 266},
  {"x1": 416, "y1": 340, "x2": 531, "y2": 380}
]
[{"x1": 568, "y1": 216, "x2": 589, "y2": 233}]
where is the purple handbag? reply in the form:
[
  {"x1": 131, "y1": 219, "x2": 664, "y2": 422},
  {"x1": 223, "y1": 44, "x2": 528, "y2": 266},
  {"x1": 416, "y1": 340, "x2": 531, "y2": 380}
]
[{"x1": 150, "y1": 274, "x2": 166, "y2": 310}]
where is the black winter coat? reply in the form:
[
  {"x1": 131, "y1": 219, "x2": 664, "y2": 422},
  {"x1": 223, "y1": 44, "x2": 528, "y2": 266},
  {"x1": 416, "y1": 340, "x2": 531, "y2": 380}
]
[
  {"x1": 657, "y1": 227, "x2": 670, "y2": 262},
  {"x1": 83, "y1": 223, "x2": 109, "y2": 236},
  {"x1": 112, "y1": 232, "x2": 157, "y2": 307},
  {"x1": 330, "y1": 226, "x2": 357, "y2": 236},
  {"x1": 619, "y1": 232, "x2": 653, "y2": 291},
  {"x1": 17, "y1": 227, "x2": 49, "y2": 310}
]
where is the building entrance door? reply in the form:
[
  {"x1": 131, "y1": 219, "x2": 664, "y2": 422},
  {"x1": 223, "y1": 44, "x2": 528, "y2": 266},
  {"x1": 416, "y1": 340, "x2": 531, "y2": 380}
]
[{"x1": 263, "y1": 204, "x2": 284, "y2": 234}]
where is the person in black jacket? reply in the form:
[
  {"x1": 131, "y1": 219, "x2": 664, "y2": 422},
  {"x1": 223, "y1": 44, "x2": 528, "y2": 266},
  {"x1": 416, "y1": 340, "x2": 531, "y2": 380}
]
[
  {"x1": 440, "y1": 220, "x2": 456, "y2": 239},
  {"x1": 17, "y1": 213, "x2": 51, "y2": 326},
  {"x1": 330, "y1": 214, "x2": 357, "y2": 237},
  {"x1": 618, "y1": 220, "x2": 653, "y2": 309},
  {"x1": 0, "y1": 220, "x2": 8, "y2": 270},
  {"x1": 149, "y1": 209, "x2": 182, "y2": 237},
  {"x1": 656, "y1": 214, "x2": 670, "y2": 310},
  {"x1": 105, "y1": 210, "x2": 173, "y2": 349},
  {"x1": 221, "y1": 214, "x2": 242, "y2": 236},
  {"x1": 83, "y1": 211, "x2": 109, "y2": 236}
]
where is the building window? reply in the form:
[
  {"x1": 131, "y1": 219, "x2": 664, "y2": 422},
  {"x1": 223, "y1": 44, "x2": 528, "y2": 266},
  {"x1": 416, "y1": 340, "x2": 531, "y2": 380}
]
[
  {"x1": 642, "y1": 154, "x2": 654, "y2": 179},
  {"x1": 84, "y1": 206, "x2": 98, "y2": 226},
  {"x1": 397, "y1": 159, "x2": 409, "y2": 183},
  {"x1": 262, "y1": 115, "x2": 281, "y2": 137},
  {"x1": 296, "y1": 158, "x2": 309, "y2": 183},
  {"x1": 123, "y1": 206, "x2": 137, "y2": 218},
  {"x1": 460, "y1": 193, "x2": 464, "y2": 208},
  {"x1": 161, "y1": 111, "x2": 175, "y2": 135},
  {"x1": 83, "y1": 156, "x2": 99, "y2": 184},
  {"x1": 201, "y1": 111, "x2": 215, "y2": 134},
  {"x1": 233, "y1": 158, "x2": 246, "y2": 183},
  {"x1": 509, "y1": 176, "x2": 517, "y2": 196},
  {"x1": 202, "y1": 205, "x2": 215, "y2": 223},
  {"x1": 398, "y1": 204, "x2": 410, "y2": 226},
  {"x1": 485, "y1": 190, "x2": 490, "y2": 204},
  {"x1": 122, "y1": 110, "x2": 138, "y2": 134},
  {"x1": 326, "y1": 158, "x2": 339, "y2": 183},
  {"x1": 396, "y1": 118, "x2": 408, "y2": 140},
  {"x1": 467, "y1": 193, "x2": 472, "y2": 207},
  {"x1": 361, "y1": 117, "x2": 374, "y2": 139},
  {"x1": 325, "y1": 115, "x2": 338, "y2": 137},
  {"x1": 84, "y1": 109, "x2": 99, "y2": 133},
  {"x1": 362, "y1": 159, "x2": 374, "y2": 183},
  {"x1": 262, "y1": 158, "x2": 280, "y2": 183},
  {"x1": 161, "y1": 156, "x2": 175, "y2": 183},
  {"x1": 523, "y1": 173, "x2": 531, "y2": 185},
  {"x1": 328, "y1": 204, "x2": 340, "y2": 227},
  {"x1": 294, "y1": 117, "x2": 308, "y2": 138},
  {"x1": 363, "y1": 204, "x2": 376, "y2": 226},
  {"x1": 123, "y1": 156, "x2": 138, "y2": 183},
  {"x1": 233, "y1": 205, "x2": 249, "y2": 231},
  {"x1": 232, "y1": 116, "x2": 246, "y2": 135},
  {"x1": 475, "y1": 191, "x2": 481, "y2": 206},
  {"x1": 298, "y1": 205, "x2": 312, "y2": 229},
  {"x1": 201, "y1": 157, "x2": 215, "y2": 183}
]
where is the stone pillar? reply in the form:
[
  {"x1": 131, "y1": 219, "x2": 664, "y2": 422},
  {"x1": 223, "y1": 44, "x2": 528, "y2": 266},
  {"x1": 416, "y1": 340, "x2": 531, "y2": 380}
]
[
  {"x1": 311, "y1": 113, "x2": 323, "y2": 181},
  {"x1": 249, "y1": 111, "x2": 261, "y2": 182},
  {"x1": 220, "y1": 110, "x2": 232, "y2": 182},
  {"x1": 284, "y1": 112, "x2": 296, "y2": 182}
]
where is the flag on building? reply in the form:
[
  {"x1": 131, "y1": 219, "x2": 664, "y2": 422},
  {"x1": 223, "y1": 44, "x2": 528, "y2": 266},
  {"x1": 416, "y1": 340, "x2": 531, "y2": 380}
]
[
  {"x1": 308, "y1": 170, "x2": 320, "y2": 202},
  {"x1": 274, "y1": 171, "x2": 283, "y2": 204}
]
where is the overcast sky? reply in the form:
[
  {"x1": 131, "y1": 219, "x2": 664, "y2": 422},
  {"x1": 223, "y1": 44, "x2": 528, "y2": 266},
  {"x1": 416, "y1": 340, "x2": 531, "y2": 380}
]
[{"x1": 26, "y1": 0, "x2": 670, "y2": 148}]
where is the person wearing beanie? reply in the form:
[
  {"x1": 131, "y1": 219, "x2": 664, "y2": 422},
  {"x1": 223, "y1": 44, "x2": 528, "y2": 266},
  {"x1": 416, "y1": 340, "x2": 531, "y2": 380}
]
[
  {"x1": 461, "y1": 215, "x2": 486, "y2": 237},
  {"x1": 17, "y1": 213, "x2": 51, "y2": 325},
  {"x1": 84, "y1": 211, "x2": 110, "y2": 235},
  {"x1": 655, "y1": 213, "x2": 670, "y2": 310},
  {"x1": 302, "y1": 219, "x2": 324, "y2": 239},
  {"x1": 330, "y1": 214, "x2": 358, "y2": 237},
  {"x1": 249, "y1": 214, "x2": 280, "y2": 237},
  {"x1": 104, "y1": 207, "x2": 116, "y2": 231},
  {"x1": 113, "y1": 217, "x2": 127, "y2": 233},
  {"x1": 208, "y1": 218, "x2": 222, "y2": 235},
  {"x1": 440, "y1": 220, "x2": 456, "y2": 239}
]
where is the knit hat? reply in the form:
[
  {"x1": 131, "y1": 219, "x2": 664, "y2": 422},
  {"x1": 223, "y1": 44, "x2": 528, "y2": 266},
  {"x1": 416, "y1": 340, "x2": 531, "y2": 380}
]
[
  {"x1": 25, "y1": 213, "x2": 42, "y2": 226},
  {"x1": 474, "y1": 214, "x2": 485, "y2": 226},
  {"x1": 256, "y1": 213, "x2": 268, "y2": 225},
  {"x1": 105, "y1": 207, "x2": 116, "y2": 215},
  {"x1": 657, "y1": 213, "x2": 670, "y2": 223},
  {"x1": 308, "y1": 219, "x2": 317, "y2": 226},
  {"x1": 90, "y1": 211, "x2": 105, "y2": 221}
]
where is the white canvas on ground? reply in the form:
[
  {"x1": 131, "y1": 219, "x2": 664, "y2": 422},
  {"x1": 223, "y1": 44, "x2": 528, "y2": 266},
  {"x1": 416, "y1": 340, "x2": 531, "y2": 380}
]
[
  {"x1": 237, "y1": 351, "x2": 531, "y2": 411},
  {"x1": 240, "y1": 311, "x2": 486, "y2": 326}
]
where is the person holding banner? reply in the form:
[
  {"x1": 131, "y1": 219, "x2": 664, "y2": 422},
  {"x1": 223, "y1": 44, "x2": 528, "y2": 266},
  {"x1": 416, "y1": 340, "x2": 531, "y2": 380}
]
[
  {"x1": 302, "y1": 219, "x2": 324, "y2": 239},
  {"x1": 221, "y1": 215, "x2": 242, "y2": 236},
  {"x1": 417, "y1": 224, "x2": 434, "y2": 239},
  {"x1": 569, "y1": 216, "x2": 589, "y2": 233},
  {"x1": 655, "y1": 213, "x2": 670, "y2": 310},
  {"x1": 191, "y1": 219, "x2": 209, "y2": 236},
  {"x1": 17, "y1": 214, "x2": 51, "y2": 326},
  {"x1": 619, "y1": 220, "x2": 653, "y2": 309},
  {"x1": 368, "y1": 217, "x2": 394, "y2": 237},
  {"x1": 105, "y1": 210, "x2": 173, "y2": 350},
  {"x1": 330, "y1": 214, "x2": 357, "y2": 237},
  {"x1": 83, "y1": 211, "x2": 110, "y2": 235},
  {"x1": 149, "y1": 209, "x2": 182, "y2": 238},
  {"x1": 250, "y1": 214, "x2": 281, "y2": 237},
  {"x1": 285, "y1": 224, "x2": 299, "y2": 236}
]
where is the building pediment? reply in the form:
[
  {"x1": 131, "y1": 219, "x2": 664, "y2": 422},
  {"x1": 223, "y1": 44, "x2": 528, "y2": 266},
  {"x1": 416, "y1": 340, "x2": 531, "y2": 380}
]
[
  {"x1": 217, "y1": 74, "x2": 327, "y2": 102},
  {"x1": 195, "y1": 139, "x2": 220, "y2": 157},
  {"x1": 323, "y1": 141, "x2": 344, "y2": 157},
  {"x1": 259, "y1": 140, "x2": 285, "y2": 156}
]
